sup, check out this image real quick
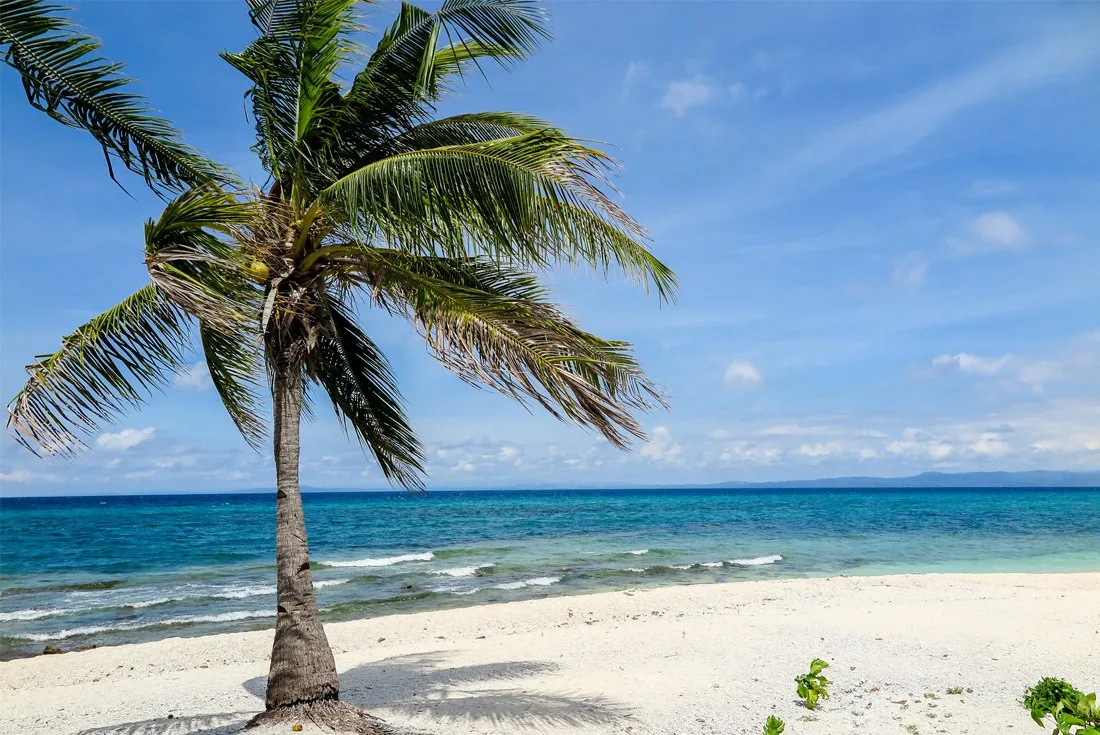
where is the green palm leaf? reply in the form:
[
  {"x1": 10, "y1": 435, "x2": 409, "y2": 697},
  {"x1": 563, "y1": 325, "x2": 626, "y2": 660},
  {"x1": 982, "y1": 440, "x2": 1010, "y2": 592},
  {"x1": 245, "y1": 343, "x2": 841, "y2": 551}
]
[
  {"x1": 201, "y1": 324, "x2": 267, "y2": 450},
  {"x1": 330, "y1": 248, "x2": 665, "y2": 448},
  {"x1": 0, "y1": 0, "x2": 228, "y2": 195},
  {"x1": 7, "y1": 286, "x2": 191, "y2": 457},
  {"x1": 322, "y1": 130, "x2": 677, "y2": 301},
  {"x1": 306, "y1": 294, "x2": 425, "y2": 488},
  {"x1": 221, "y1": 0, "x2": 358, "y2": 188}
]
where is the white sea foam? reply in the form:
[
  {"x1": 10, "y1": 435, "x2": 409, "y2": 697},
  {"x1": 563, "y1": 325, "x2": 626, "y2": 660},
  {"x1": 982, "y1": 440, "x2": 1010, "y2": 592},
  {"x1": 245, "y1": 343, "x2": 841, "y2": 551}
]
[
  {"x1": 670, "y1": 564, "x2": 694, "y2": 571},
  {"x1": 433, "y1": 564, "x2": 495, "y2": 577},
  {"x1": 0, "y1": 608, "x2": 75, "y2": 622},
  {"x1": 121, "y1": 597, "x2": 178, "y2": 609},
  {"x1": 20, "y1": 610, "x2": 274, "y2": 641},
  {"x1": 314, "y1": 579, "x2": 351, "y2": 588},
  {"x1": 729, "y1": 554, "x2": 783, "y2": 566},
  {"x1": 322, "y1": 552, "x2": 434, "y2": 567},
  {"x1": 117, "y1": 584, "x2": 276, "y2": 608},
  {"x1": 700, "y1": 561, "x2": 725, "y2": 568},
  {"x1": 491, "y1": 576, "x2": 560, "y2": 591},
  {"x1": 429, "y1": 583, "x2": 482, "y2": 596},
  {"x1": 627, "y1": 549, "x2": 649, "y2": 555},
  {"x1": 211, "y1": 585, "x2": 277, "y2": 599},
  {"x1": 625, "y1": 568, "x2": 646, "y2": 573}
]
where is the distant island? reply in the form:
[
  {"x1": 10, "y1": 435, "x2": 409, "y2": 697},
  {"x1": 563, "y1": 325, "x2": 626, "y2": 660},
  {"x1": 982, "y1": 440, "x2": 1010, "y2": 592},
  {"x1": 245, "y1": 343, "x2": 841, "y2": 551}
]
[{"x1": 700, "y1": 470, "x2": 1100, "y2": 489}]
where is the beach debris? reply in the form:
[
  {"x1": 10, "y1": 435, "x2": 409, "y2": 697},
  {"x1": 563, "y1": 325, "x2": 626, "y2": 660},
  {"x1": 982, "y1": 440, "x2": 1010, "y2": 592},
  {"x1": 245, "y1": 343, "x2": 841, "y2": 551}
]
[
  {"x1": 42, "y1": 645, "x2": 62, "y2": 655},
  {"x1": 291, "y1": 725, "x2": 303, "y2": 732},
  {"x1": 377, "y1": 637, "x2": 385, "y2": 643}
]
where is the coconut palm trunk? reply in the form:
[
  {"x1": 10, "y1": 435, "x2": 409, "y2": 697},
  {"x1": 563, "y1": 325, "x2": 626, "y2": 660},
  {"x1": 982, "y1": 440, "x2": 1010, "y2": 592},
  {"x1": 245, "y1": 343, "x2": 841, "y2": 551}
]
[{"x1": 267, "y1": 359, "x2": 340, "y2": 709}]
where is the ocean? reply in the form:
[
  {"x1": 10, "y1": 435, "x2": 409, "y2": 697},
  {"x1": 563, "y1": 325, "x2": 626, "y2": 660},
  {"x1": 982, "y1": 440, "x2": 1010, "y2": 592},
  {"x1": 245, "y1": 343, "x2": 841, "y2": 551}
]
[{"x1": 1, "y1": 488, "x2": 1098, "y2": 659}]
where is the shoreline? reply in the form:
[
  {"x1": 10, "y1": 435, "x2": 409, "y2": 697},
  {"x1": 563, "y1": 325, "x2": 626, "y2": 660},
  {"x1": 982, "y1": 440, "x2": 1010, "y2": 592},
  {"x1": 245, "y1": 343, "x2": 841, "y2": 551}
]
[
  {"x1": 6, "y1": 563, "x2": 1100, "y2": 663},
  {"x1": 2, "y1": 572, "x2": 1098, "y2": 734}
]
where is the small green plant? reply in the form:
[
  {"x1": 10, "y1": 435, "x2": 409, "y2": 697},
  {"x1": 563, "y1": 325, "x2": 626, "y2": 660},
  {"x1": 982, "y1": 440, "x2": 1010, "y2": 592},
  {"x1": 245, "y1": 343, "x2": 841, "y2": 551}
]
[
  {"x1": 795, "y1": 658, "x2": 831, "y2": 710},
  {"x1": 763, "y1": 715, "x2": 785, "y2": 735},
  {"x1": 946, "y1": 687, "x2": 964, "y2": 695},
  {"x1": 1024, "y1": 678, "x2": 1100, "y2": 735}
]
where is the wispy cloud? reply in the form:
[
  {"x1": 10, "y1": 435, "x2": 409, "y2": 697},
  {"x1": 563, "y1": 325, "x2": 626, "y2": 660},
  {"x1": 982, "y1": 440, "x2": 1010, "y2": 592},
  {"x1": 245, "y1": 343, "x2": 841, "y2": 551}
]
[
  {"x1": 967, "y1": 179, "x2": 1016, "y2": 198},
  {"x1": 892, "y1": 253, "x2": 928, "y2": 290},
  {"x1": 174, "y1": 361, "x2": 213, "y2": 391},
  {"x1": 931, "y1": 352, "x2": 1066, "y2": 393},
  {"x1": 949, "y1": 210, "x2": 1029, "y2": 253},
  {"x1": 619, "y1": 60, "x2": 647, "y2": 103},
  {"x1": 661, "y1": 78, "x2": 714, "y2": 116},
  {"x1": 776, "y1": 24, "x2": 1100, "y2": 183},
  {"x1": 932, "y1": 352, "x2": 1012, "y2": 376}
]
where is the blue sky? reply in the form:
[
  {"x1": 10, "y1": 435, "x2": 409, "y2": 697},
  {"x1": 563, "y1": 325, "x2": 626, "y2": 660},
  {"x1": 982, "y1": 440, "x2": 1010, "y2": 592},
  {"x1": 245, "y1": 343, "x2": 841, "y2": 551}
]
[{"x1": 2, "y1": 1, "x2": 1098, "y2": 495}]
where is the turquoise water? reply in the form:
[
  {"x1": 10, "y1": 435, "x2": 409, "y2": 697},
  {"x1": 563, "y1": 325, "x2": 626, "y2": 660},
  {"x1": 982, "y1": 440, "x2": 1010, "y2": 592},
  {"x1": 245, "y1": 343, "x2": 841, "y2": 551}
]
[{"x1": 1, "y1": 488, "x2": 1098, "y2": 658}]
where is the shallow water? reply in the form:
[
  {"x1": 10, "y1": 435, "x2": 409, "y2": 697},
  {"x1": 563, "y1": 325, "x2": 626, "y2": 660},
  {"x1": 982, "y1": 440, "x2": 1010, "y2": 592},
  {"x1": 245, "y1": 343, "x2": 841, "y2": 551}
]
[{"x1": 1, "y1": 488, "x2": 1098, "y2": 658}]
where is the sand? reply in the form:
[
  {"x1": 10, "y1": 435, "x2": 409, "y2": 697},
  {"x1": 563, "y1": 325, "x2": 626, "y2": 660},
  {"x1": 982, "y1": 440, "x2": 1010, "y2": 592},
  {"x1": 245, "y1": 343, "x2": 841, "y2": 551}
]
[{"x1": 1, "y1": 573, "x2": 1098, "y2": 735}]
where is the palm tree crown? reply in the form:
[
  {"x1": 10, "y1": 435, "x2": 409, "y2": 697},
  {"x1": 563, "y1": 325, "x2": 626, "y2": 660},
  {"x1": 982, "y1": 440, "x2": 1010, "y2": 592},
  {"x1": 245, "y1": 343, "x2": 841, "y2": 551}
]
[{"x1": 4, "y1": 0, "x2": 676, "y2": 483}]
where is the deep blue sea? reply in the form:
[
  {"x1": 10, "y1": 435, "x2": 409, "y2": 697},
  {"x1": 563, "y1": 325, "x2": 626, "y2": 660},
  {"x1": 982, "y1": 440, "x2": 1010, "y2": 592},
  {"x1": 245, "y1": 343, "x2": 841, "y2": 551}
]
[{"x1": 2, "y1": 488, "x2": 1098, "y2": 659}]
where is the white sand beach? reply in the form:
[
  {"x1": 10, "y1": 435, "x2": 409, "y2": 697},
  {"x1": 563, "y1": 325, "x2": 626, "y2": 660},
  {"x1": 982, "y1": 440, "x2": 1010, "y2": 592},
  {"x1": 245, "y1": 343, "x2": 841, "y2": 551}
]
[{"x1": 2, "y1": 573, "x2": 1098, "y2": 735}]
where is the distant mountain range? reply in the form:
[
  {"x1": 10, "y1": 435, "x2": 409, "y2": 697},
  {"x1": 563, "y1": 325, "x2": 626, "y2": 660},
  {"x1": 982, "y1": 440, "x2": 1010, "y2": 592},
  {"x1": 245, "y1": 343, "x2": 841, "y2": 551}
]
[{"x1": 701, "y1": 470, "x2": 1100, "y2": 489}]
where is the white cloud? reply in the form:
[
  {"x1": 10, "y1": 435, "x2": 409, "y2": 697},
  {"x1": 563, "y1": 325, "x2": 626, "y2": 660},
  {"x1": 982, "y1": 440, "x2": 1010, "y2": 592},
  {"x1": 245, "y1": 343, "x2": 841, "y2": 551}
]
[
  {"x1": 932, "y1": 352, "x2": 1011, "y2": 376},
  {"x1": 952, "y1": 210, "x2": 1028, "y2": 252},
  {"x1": 969, "y1": 433, "x2": 1011, "y2": 457},
  {"x1": 886, "y1": 428, "x2": 955, "y2": 461},
  {"x1": 454, "y1": 459, "x2": 478, "y2": 472},
  {"x1": 719, "y1": 441, "x2": 781, "y2": 464},
  {"x1": 95, "y1": 427, "x2": 156, "y2": 452},
  {"x1": 497, "y1": 446, "x2": 520, "y2": 462},
  {"x1": 892, "y1": 253, "x2": 927, "y2": 289},
  {"x1": 641, "y1": 426, "x2": 683, "y2": 463},
  {"x1": 661, "y1": 78, "x2": 714, "y2": 116},
  {"x1": 932, "y1": 352, "x2": 1068, "y2": 393},
  {"x1": 174, "y1": 361, "x2": 213, "y2": 391},
  {"x1": 796, "y1": 441, "x2": 844, "y2": 458},
  {"x1": 1016, "y1": 361, "x2": 1062, "y2": 393},
  {"x1": 724, "y1": 361, "x2": 763, "y2": 388},
  {"x1": 0, "y1": 468, "x2": 63, "y2": 484},
  {"x1": 728, "y1": 81, "x2": 746, "y2": 101}
]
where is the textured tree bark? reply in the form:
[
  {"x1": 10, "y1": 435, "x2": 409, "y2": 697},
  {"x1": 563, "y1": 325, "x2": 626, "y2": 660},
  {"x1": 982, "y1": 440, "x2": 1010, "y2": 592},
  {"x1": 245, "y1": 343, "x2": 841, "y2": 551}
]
[{"x1": 265, "y1": 360, "x2": 340, "y2": 709}]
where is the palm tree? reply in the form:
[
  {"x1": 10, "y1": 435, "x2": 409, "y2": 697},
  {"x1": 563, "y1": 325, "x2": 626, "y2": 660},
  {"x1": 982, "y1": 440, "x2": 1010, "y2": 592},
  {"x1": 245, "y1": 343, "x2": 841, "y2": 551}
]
[{"x1": 2, "y1": 0, "x2": 675, "y2": 729}]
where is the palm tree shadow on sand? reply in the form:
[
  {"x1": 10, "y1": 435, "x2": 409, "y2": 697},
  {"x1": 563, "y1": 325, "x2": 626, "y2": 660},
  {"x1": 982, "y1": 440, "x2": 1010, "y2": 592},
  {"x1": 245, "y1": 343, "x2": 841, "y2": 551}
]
[
  {"x1": 245, "y1": 652, "x2": 632, "y2": 731},
  {"x1": 77, "y1": 713, "x2": 253, "y2": 735},
  {"x1": 74, "y1": 653, "x2": 630, "y2": 734}
]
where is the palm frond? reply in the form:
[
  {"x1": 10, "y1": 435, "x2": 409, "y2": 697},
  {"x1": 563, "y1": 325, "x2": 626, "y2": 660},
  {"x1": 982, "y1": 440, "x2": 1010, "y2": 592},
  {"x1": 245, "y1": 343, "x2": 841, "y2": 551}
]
[
  {"x1": 0, "y1": 0, "x2": 228, "y2": 195},
  {"x1": 322, "y1": 130, "x2": 677, "y2": 301},
  {"x1": 362, "y1": 0, "x2": 546, "y2": 98},
  {"x1": 7, "y1": 285, "x2": 191, "y2": 457},
  {"x1": 143, "y1": 187, "x2": 259, "y2": 330},
  {"x1": 392, "y1": 111, "x2": 556, "y2": 150},
  {"x1": 221, "y1": 0, "x2": 358, "y2": 189},
  {"x1": 328, "y1": 248, "x2": 666, "y2": 448},
  {"x1": 201, "y1": 324, "x2": 267, "y2": 450},
  {"x1": 311, "y1": 0, "x2": 549, "y2": 186},
  {"x1": 306, "y1": 294, "x2": 425, "y2": 488}
]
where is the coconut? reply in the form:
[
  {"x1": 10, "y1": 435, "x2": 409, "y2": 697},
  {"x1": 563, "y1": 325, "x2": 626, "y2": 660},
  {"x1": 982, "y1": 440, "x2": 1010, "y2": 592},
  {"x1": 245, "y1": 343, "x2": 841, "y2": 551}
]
[{"x1": 250, "y1": 261, "x2": 270, "y2": 283}]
